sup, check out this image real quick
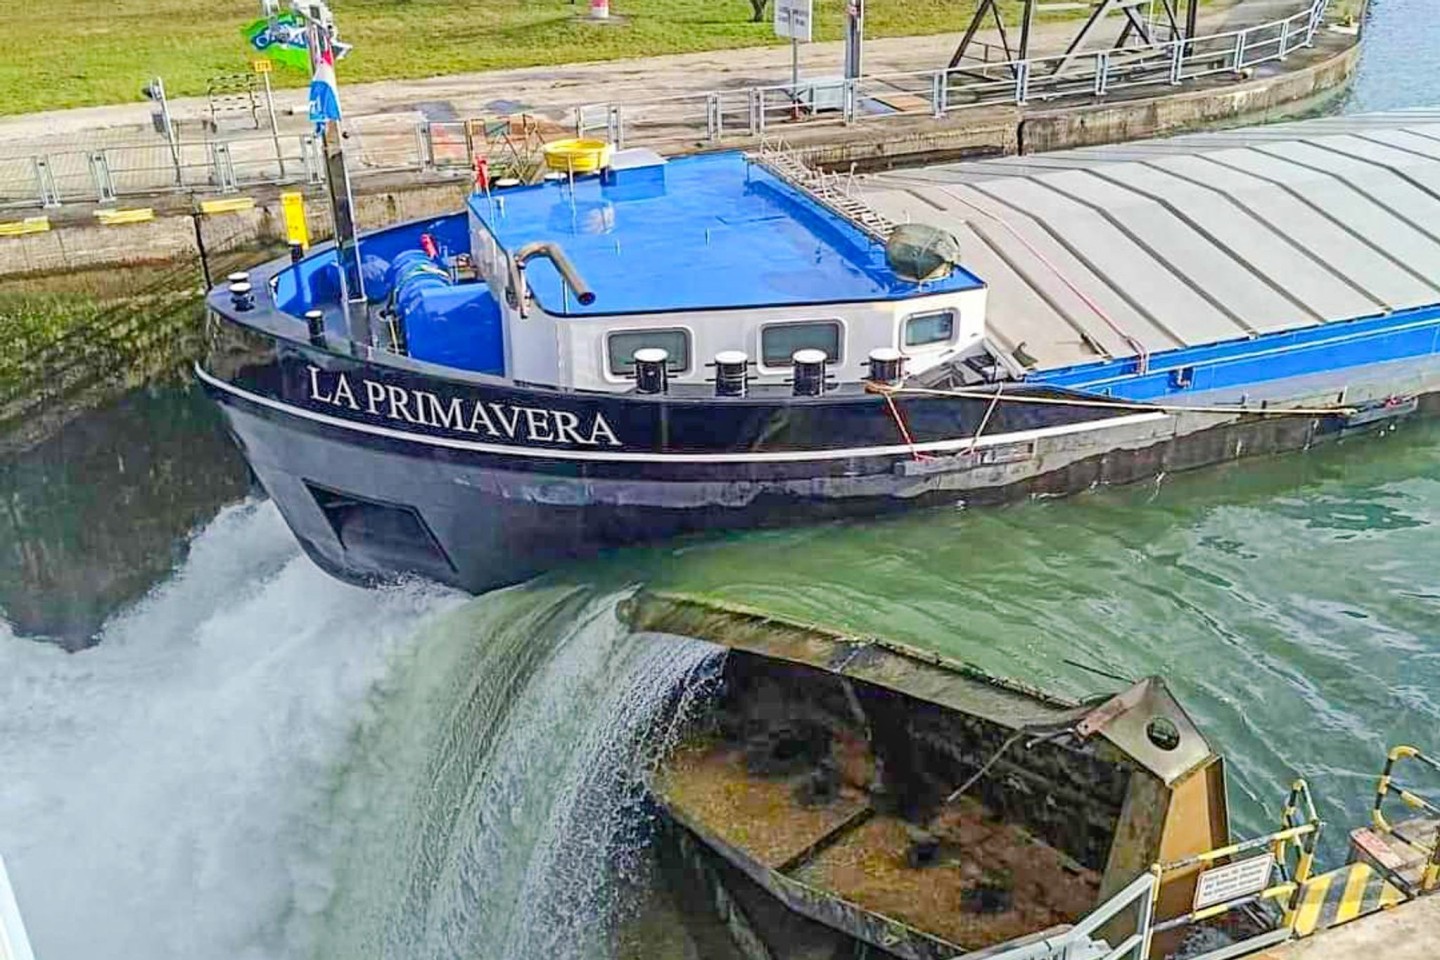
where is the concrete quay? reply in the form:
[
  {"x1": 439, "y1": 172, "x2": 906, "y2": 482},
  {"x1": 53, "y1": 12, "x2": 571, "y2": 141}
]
[
  {"x1": 0, "y1": 2, "x2": 1361, "y2": 280},
  {"x1": 1256, "y1": 892, "x2": 1440, "y2": 960}
]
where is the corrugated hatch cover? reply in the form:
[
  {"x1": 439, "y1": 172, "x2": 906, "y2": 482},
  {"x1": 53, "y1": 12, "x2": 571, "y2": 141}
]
[{"x1": 860, "y1": 108, "x2": 1440, "y2": 372}]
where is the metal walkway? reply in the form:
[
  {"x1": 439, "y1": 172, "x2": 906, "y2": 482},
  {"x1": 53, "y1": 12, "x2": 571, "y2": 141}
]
[{"x1": 860, "y1": 108, "x2": 1440, "y2": 370}]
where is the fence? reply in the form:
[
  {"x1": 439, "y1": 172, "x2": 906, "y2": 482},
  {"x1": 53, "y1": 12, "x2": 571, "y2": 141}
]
[
  {"x1": 980, "y1": 778, "x2": 1326, "y2": 960},
  {"x1": 575, "y1": 0, "x2": 1331, "y2": 149},
  {"x1": 0, "y1": 0, "x2": 1332, "y2": 211}
]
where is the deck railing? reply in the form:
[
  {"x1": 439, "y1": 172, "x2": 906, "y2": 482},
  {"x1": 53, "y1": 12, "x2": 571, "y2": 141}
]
[{"x1": 0, "y1": 0, "x2": 1332, "y2": 211}]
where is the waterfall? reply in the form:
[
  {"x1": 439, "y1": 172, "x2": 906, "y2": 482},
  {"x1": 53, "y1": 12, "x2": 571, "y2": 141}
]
[
  {"x1": 310, "y1": 586, "x2": 721, "y2": 960},
  {"x1": 0, "y1": 498, "x2": 720, "y2": 960}
]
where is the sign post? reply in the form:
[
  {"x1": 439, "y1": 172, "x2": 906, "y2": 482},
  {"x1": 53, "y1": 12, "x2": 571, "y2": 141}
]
[
  {"x1": 773, "y1": 0, "x2": 813, "y2": 115},
  {"x1": 252, "y1": 58, "x2": 286, "y2": 178}
]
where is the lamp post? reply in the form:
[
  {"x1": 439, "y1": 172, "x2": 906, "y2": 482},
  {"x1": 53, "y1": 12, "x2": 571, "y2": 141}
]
[{"x1": 844, "y1": 0, "x2": 864, "y2": 80}]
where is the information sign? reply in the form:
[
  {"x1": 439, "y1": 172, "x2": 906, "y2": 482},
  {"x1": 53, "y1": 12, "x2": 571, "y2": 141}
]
[
  {"x1": 774, "y1": 0, "x2": 814, "y2": 42},
  {"x1": 1193, "y1": 854, "x2": 1275, "y2": 911}
]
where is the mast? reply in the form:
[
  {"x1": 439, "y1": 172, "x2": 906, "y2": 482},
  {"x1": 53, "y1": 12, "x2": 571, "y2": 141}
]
[{"x1": 294, "y1": 0, "x2": 370, "y2": 344}]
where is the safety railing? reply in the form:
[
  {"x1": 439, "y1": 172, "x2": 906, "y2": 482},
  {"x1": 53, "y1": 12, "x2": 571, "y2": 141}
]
[
  {"x1": 0, "y1": 0, "x2": 1334, "y2": 211},
  {"x1": 1373, "y1": 744, "x2": 1440, "y2": 893},
  {"x1": 978, "y1": 779, "x2": 1325, "y2": 960},
  {"x1": 577, "y1": 0, "x2": 1331, "y2": 148}
]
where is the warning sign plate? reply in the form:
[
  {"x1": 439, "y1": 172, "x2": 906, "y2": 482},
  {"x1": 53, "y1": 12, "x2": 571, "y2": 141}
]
[{"x1": 1193, "y1": 854, "x2": 1275, "y2": 911}]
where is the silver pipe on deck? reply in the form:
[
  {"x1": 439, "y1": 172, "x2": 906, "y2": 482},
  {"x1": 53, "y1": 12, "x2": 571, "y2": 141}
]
[{"x1": 506, "y1": 242, "x2": 596, "y2": 316}]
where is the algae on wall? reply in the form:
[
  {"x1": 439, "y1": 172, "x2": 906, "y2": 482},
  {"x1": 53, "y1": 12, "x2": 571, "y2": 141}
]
[{"x1": 0, "y1": 242, "x2": 274, "y2": 451}]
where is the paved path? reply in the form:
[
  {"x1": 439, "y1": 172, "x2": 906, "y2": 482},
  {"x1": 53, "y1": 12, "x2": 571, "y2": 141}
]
[
  {"x1": 1254, "y1": 894, "x2": 1440, "y2": 959},
  {"x1": 0, "y1": 0, "x2": 1298, "y2": 151}
]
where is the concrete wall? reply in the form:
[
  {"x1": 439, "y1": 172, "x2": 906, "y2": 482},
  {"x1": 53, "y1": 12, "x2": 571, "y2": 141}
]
[
  {"x1": 0, "y1": 178, "x2": 470, "y2": 279},
  {"x1": 1019, "y1": 37, "x2": 1361, "y2": 154}
]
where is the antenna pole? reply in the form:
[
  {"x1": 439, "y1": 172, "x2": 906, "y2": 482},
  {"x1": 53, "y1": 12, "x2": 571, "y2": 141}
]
[{"x1": 300, "y1": 1, "x2": 369, "y2": 344}]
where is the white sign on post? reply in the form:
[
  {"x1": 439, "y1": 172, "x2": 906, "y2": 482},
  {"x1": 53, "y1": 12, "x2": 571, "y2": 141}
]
[
  {"x1": 1192, "y1": 853, "x2": 1275, "y2": 911},
  {"x1": 774, "y1": 0, "x2": 814, "y2": 42}
]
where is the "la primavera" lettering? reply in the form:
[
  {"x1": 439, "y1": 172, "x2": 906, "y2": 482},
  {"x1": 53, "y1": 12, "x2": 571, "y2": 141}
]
[{"x1": 305, "y1": 365, "x2": 622, "y2": 447}]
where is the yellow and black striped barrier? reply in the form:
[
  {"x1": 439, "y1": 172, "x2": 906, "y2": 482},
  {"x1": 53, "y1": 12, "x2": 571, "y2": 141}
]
[
  {"x1": 1147, "y1": 779, "x2": 1326, "y2": 944},
  {"x1": 1372, "y1": 744, "x2": 1440, "y2": 892},
  {"x1": 1291, "y1": 860, "x2": 1408, "y2": 938},
  {"x1": 1151, "y1": 880, "x2": 1299, "y2": 936}
]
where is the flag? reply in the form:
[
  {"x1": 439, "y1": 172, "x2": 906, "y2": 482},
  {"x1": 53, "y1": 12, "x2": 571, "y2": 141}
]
[
  {"x1": 242, "y1": 13, "x2": 311, "y2": 73},
  {"x1": 308, "y1": 45, "x2": 343, "y2": 133}
]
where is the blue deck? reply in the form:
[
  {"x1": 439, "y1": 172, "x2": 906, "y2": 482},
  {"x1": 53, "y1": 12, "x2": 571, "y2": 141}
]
[{"x1": 469, "y1": 151, "x2": 984, "y2": 317}]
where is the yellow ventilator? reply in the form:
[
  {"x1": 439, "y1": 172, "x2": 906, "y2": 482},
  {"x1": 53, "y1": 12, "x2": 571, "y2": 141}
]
[{"x1": 281, "y1": 192, "x2": 309, "y2": 251}]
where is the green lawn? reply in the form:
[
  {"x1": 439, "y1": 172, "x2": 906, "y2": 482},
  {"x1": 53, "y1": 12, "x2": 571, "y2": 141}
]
[{"x1": 0, "y1": 0, "x2": 1025, "y2": 115}]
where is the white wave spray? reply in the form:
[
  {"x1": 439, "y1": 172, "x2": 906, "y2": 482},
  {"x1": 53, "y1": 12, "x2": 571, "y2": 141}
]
[
  {"x1": 0, "y1": 499, "x2": 465, "y2": 960},
  {"x1": 1, "y1": 498, "x2": 720, "y2": 960},
  {"x1": 309, "y1": 587, "x2": 721, "y2": 960}
]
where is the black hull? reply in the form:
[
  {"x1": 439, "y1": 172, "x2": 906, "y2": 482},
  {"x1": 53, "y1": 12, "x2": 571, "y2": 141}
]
[
  {"x1": 211, "y1": 392, "x2": 1080, "y2": 591},
  {"x1": 200, "y1": 298, "x2": 1423, "y2": 593},
  {"x1": 204, "y1": 364, "x2": 1407, "y2": 595}
]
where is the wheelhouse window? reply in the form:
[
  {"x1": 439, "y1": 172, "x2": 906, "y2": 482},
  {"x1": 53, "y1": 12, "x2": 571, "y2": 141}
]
[
  {"x1": 761, "y1": 321, "x2": 843, "y2": 367},
  {"x1": 607, "y1": 328, "x2": 690, "y2": 375},
  {"x1": 904, "y1": 310, "x2": 956, "y2": 347}
]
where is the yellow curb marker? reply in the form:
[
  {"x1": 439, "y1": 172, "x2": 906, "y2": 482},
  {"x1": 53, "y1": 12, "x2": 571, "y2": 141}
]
[
  {"x1": 200, "y1": 197, "x2": 256, "y2": 215},
  {"x1": 94, "y1": 208, "x2": 155, "y2": 225},
  {"x1": 0, "y1": 216, "x2": 50, "y2": 237}
]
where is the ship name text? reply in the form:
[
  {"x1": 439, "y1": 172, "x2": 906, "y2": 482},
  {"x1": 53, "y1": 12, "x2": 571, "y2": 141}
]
[{"x1": 305, "y1": 365, "x2": 622, "y2": 447}]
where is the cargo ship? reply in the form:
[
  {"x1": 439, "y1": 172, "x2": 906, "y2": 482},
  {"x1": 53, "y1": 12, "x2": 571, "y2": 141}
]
[{"x1": 200, "y1": 107, "x2": 1440, "y2": 592}]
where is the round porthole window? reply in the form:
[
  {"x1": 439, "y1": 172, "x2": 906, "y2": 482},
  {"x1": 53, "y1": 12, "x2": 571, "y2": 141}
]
[{"x1": 1146, "y1": 717, "x2": 1181, "y2": 752}]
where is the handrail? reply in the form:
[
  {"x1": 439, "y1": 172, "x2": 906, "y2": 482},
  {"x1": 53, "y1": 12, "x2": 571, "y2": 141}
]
[
  {"x1": 1373, "y1": 744, "x2": 1440, "y2": 892},
  {"x1": 971, "y1": 778, "x2": 1326, "y2": 960},
  {"x1": 576, "y1": 0, "x2": 1330, "y2": 140},
  {"x1": 0, "y1": 0, "x2": 1335, "y2": 210}
]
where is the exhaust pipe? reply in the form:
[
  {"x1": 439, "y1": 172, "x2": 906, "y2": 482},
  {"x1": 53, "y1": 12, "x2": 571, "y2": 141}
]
[{"x1": 506, "y1": 242, "x2": 596, "y2": 316}]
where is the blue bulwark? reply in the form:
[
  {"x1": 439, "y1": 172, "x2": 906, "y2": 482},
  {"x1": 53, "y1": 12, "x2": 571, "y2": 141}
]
[
  {"x1": 469, "y1": 151, "x2": 984, "y2": 317},
  {"x1": 1028, "y1": 303, "x2": 1440, "y2": 401}
]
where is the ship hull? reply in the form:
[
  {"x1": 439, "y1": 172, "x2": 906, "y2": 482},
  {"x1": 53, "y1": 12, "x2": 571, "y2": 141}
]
[{"x1": 198, "y1": 320, "x2": 1431, "y2": 593}]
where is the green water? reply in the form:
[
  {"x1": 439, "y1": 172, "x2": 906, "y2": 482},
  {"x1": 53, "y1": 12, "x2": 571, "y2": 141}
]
[{"x1": 575, "y1": 418, "x2": 1440, "y2": 853}]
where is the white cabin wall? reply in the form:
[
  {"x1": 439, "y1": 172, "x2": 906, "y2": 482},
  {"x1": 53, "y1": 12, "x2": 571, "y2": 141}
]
[{"x1": 540, "y1": 287, "x2": 990, "y2": 392}]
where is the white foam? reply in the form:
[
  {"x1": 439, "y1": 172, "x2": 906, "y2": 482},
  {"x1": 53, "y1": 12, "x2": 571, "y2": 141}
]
[{"x1": 0, "y1": 499, "x2": 465, "y2": 960}]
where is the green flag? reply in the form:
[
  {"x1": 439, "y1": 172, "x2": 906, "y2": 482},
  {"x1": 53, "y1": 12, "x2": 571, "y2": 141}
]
[{"x1": 242, "y1": 12, "x2": 311, "y2": 73}]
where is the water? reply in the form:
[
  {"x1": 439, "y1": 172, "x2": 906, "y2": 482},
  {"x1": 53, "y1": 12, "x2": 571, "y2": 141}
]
[
  {"x1": 3, "y1": 3, "x2": 1440, "y2": 956},
  {"x1": 1345, "y1": 0, "x2": 1439, "y2": 113}
]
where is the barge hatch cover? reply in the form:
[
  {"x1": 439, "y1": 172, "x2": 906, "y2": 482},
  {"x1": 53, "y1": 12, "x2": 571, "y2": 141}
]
[{"x1": 859, "y1": 108, "x2": 1440, "y2": 371}]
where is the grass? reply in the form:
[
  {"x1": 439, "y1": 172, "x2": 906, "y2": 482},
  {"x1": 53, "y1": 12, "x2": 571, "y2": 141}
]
[{"x1": 0, "y1": 0, "x2": 1033, "y2": 115}]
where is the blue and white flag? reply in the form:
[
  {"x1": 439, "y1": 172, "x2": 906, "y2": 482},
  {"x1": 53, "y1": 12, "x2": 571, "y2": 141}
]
[{"x1": 308, "y1": 46, "x2": 342, "y2": 133}]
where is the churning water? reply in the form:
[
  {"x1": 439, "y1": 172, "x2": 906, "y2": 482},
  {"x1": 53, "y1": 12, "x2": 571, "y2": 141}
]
[
  {"x1": 0, "y1": 500, "x2": 721, "y2": 960},
  {"x1": 4, "y1": 2, "x2": 1440, "y2": 957}
]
